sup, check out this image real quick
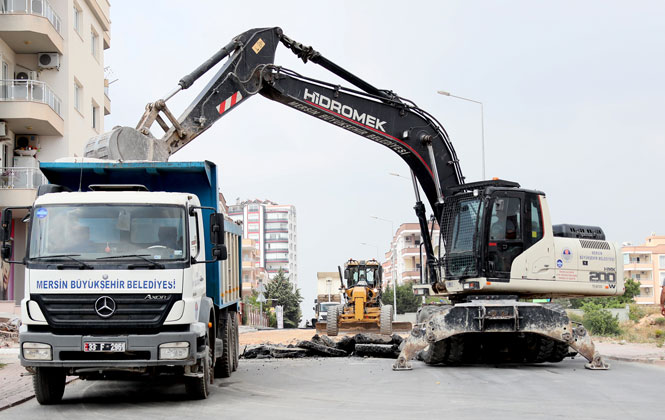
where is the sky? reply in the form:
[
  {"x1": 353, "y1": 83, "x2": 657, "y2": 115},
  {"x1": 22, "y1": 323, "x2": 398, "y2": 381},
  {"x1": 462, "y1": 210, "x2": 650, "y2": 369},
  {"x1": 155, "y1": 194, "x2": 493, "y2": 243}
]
[{"x1": 104, "y1": 0, "x2": 665, "y2": 322}]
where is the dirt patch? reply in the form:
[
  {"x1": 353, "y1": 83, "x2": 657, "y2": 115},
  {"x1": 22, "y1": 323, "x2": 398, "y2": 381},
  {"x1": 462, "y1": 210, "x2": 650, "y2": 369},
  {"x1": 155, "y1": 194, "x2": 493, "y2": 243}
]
[{"x1": 239, "y1": 328, "x2": 323, "y2": 346}]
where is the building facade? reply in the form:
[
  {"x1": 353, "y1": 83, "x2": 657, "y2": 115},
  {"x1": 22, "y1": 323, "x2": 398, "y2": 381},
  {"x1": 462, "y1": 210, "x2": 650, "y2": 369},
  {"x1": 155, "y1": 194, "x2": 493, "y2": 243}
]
[
  {"x1": 622, "y1": 235, "x2": 665, "y2": 305},
  {"x1": 381, "y1": 222, "x2": 440, "y2": 288},
  {"x1": 0, "y1": 0, "x2": 111, "y2": 307},
  {"x1": 241, "y1": 238, "x2": 267, "y2": 297},
  {"x1": 228, "y1": 199, "x2": 297, "y2": 286}
]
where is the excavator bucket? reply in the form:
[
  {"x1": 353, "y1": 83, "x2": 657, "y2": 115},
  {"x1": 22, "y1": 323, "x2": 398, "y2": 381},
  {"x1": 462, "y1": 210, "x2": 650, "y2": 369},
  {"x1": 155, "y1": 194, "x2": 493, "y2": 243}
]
[{"x1": 84, "y1": 126, "x2": 169, "y2": 161}]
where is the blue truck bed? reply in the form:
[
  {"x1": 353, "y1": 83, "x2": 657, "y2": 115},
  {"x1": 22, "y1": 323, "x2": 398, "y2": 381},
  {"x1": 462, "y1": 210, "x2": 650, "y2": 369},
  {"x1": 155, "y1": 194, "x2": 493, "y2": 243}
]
[{"x1": 39, "y1": 160, "x2": 242, "y2": 309}]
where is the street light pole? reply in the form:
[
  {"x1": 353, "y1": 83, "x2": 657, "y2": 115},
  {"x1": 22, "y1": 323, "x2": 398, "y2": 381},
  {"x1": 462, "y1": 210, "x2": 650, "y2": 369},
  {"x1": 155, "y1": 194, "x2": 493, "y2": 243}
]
[
  {"x1": 370, "y1": 215, "x2": 397, "y2": 317},
  {"x1": 437, "y1": 90, "x2": 485, "y2": 180}
]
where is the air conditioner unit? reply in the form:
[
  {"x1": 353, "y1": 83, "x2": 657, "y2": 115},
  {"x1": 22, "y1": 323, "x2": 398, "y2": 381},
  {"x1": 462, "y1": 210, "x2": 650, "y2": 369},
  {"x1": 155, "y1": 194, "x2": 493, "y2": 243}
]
[
  {"x1": 0, "y1": 122, "x2": 7, "y2": 138},
  {"x1": 37, "y1": 53, "x2": 60, "y2": 69},
  {"x1": 28, "y1": 70, "x2": 38, "y2": 80}
]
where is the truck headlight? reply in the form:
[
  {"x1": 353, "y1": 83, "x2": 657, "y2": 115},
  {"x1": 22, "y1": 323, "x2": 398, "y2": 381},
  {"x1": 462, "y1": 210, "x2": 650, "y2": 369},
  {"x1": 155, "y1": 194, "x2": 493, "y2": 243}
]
[
  {"x1": 159, "y1": 342, "x2": 190, "y2": 360},
  {"x1": 22, "y1": 342, "x2": 52, "y2": 360}
]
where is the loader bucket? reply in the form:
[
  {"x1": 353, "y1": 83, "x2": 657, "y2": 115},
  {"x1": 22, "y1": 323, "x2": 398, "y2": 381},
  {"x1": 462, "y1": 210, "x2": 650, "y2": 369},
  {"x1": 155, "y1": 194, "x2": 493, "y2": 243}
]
[
  {"x1": 84, "y1": 126, "x2": 170, "y2": 161},
  {"x1": 315, "y1": 321, "x2": 412, "y2": 335}
]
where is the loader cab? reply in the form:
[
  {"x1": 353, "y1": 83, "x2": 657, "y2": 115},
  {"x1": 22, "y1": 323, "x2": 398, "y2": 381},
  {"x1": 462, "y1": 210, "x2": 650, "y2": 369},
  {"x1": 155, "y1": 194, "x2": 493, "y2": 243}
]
[
  {"x1": 344, "y1": 260, "x2": 382, "y2": 289},
  {"x1": 442, "y1": 180, "x2": 545, "y2": 281}
]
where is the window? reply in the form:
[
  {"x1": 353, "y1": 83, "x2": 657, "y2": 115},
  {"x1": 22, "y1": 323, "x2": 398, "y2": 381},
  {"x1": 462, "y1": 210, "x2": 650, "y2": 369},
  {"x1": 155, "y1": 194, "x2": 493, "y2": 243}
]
[
  {"x1": 189, "y1": 209, "x2": 199, "y2": 259},
  {"x1": 74, "y1": 81, "x2": 81, "y2": 112},
  {"x1": 91, "y1": 102, "x2": 99, "y2": 130},
  {"x1": 247, "y1": 224, "x2": 258, "y2": 233},
  {"x1": 489, "y1": 197, "x2": 521, "y2": 241},
  {"x1": 73, "y1": 5, "x2": 81, "y2": 33},
  {"x1": 660, "y1": 255, "x2": 665, "y2": 268},
  {"x1": 91, "y1": 29, "x2": 99, "y2": 58},
  {"x1": 529, "y1": 198, "x2": 543, "y2": 243},
  {"x1": 247, "y1": 213, "x2": 259, "y2": 221},
  {"x1": 623, "y1": 254, "x2": 630, "y2": 265}
]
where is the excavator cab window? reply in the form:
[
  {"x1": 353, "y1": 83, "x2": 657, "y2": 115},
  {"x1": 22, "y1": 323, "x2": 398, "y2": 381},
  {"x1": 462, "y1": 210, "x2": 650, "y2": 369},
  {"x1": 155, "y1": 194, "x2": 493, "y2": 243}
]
[{"x1": 486, "y1": 192, "x2": 525, "y2": 278}]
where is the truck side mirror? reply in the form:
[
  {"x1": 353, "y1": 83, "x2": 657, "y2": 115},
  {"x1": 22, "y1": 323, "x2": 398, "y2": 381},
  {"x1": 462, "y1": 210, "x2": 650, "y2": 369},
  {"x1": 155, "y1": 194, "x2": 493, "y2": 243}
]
[
  {"x1": 1, "y1": 209, "x2": 12, "y2": 242},
  {"x1": 212, "y1": 244, "x2": 228, "y2": 261},
  {"x1": 344, "y1": 268, "x2": 350, "y2": 280},
  {"x1": 1, "y1": 244, "x2": 11, "y2": 260},
  {"x1": 210, "y1": 213, "x2": 225, "y2": 245},
  {"x1": 379, "y1": 266, "x2": 383, "y2": 277}
]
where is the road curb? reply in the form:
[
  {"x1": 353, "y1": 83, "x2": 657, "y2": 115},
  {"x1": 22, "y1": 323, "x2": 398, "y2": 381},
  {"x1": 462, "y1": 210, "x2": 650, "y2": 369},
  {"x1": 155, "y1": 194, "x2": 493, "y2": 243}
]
[{"x1": 604, "y1": 355, "x2": 665, "y2": 367}]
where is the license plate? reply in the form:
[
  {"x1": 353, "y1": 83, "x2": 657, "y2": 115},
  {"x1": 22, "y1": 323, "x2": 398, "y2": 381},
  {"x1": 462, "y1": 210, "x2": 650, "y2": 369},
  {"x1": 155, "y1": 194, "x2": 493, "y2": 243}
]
[{"x1": 83, "y1": 342, "x2": 126, "y2": 352}]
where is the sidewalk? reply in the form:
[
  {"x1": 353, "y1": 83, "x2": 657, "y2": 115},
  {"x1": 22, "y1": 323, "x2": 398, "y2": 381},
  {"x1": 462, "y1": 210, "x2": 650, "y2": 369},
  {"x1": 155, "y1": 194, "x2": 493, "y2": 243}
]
[
  {"x1": 0, "y1": 348, "x2": 34, "y2": 411},
  {"x1": 595, "y1": 341, "x2": 665, "y2": 366}
]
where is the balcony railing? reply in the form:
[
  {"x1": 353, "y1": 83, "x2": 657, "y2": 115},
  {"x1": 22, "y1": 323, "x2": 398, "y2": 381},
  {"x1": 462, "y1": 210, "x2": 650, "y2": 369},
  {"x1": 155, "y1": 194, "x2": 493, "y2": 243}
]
[
  {"x1": 0, "y1": 79, "x2": 62, "y2": 116},
  {"x1": 0, "y1": 167, "x2": 46, "y2": 189},
  {"x1": 0, "y1": 0, "x2": 62, "y2": 34}
]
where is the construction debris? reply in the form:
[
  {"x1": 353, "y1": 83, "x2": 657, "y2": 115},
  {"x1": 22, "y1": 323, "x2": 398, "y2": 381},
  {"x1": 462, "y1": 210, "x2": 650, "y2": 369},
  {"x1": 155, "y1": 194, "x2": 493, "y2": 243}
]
[
  {"x1": 241, "y1": 332, "x2": 405, "y2": 360},
  {"x1": 0, "y1": 316, "x2": 20, "y2": 348}
]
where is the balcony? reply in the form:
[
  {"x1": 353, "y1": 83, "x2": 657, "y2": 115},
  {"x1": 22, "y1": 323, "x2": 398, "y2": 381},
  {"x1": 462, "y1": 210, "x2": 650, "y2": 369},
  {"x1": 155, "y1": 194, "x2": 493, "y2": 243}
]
[
  {"x1": 0, "y1": 0, "x2": 63, "y2": 54},
  {"x1": 104, "y1": 81, "x2": 111, "y2": 116},
  {"x1": 401, "y1": 270, "x2": 420, "y2": 280},
  {"x1": 0, "y1": 79, "x2": 63, "y2": 135},
  {"x1": 401, "y1": 247, "x2": 420, "y2": 257},
  {"x1": 624, "y1": 263, "x2": 652, "y2": 272},
  {"x1": 0, "y1": 166, "x2": 46, "y2": 207}
]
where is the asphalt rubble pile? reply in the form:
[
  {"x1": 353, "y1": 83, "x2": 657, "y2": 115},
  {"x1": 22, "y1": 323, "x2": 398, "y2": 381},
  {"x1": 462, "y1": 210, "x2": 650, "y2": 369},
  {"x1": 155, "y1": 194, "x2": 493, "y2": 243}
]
[
  {"x1": 241, "y1": 333, "x2": 404, "y2": 360},
  {"x1": 0, "y1": 315, "x2": 20, "y2": 348}
]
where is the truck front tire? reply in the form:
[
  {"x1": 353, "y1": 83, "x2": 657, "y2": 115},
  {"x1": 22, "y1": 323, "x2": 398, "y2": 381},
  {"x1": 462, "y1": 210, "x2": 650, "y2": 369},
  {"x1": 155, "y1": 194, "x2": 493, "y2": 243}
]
[
  {"x1": 186, "y1": 334, "x2": 211, "y2": 399},
  {"x1": 33, "y1": 367, "x2": 66, "y2": 405}
]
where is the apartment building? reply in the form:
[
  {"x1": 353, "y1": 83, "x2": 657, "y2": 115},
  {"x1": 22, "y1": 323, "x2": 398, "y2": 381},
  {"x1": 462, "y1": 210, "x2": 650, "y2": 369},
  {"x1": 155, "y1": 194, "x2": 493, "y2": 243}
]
[
  {"x1": 241, "y1": 238, "x2": 267, "y2": 297},
  {"x1": 0, "y1": 0, "x2": 111, "y2": 306},
  {"x1": 228, "y1": 199, "x2": 298, "y2": 286},
  {"x1": 622, "y1": 235, "x2": 665, "y2": 305},
  {"x1": 381, "y1": 222, "x2": 440, "y2": 288}
]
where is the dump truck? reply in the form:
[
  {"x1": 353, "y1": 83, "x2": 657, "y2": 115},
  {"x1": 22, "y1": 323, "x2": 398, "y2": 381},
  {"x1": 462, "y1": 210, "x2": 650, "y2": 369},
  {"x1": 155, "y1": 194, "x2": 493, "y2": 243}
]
[{"x1": 1, "y1": 160, "x2": 241, "y2": 403}]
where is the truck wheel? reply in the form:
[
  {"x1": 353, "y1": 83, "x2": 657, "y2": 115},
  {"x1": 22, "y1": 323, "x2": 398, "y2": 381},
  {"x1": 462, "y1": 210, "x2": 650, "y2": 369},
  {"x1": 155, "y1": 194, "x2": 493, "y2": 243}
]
[
  {"x1": 33, "y1": 367, "x2": 66, "y2": 405},
  {"x1": 186, "y1": 333, "x2": 211, "y2": 399},
  {"x1": 231, "y1": 312, "x2": 239, "y2": 372},
  {"x1": 327, "y1": 305, "x2": 339, "y2": 336},
  {"x1": 380, "y1": 305, "x2": 393, "y2": 335},
  {"x1": 214, "y1": 311, "x2": 232, "y2": 378}
]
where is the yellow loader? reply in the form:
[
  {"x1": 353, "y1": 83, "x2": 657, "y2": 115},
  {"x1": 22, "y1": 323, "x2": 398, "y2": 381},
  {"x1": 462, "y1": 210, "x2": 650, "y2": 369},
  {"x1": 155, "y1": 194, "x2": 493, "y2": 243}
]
[{"x1": 316, "y1": 259, "x2": 411, "y2": 336}]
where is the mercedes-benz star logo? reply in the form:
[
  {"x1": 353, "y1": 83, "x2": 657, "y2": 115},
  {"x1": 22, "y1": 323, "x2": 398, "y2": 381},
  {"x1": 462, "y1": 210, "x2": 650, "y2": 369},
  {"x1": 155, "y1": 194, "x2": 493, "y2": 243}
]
[{"x1": 94, "y1": 296, "x2": 116, "y2": 318}]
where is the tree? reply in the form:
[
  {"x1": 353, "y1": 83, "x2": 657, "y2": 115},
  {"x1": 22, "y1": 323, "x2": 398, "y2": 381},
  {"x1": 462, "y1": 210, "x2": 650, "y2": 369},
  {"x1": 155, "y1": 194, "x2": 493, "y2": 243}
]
[
  {"x1": 264, "y1": 269, "x2": 303, "y2": 328},
  {"x1": 381, "y1": 281, "x2": 421, "y2": 314},
  {"x1": 563, "y1": 278, "x2": 641, "y2": 309}
]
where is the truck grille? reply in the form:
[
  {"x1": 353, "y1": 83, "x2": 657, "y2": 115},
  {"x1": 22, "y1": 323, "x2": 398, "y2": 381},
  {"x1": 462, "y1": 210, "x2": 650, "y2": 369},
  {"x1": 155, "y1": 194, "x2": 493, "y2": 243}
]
[{"x1": 31, "y1": 294, "x2": 181, "y2": 334}]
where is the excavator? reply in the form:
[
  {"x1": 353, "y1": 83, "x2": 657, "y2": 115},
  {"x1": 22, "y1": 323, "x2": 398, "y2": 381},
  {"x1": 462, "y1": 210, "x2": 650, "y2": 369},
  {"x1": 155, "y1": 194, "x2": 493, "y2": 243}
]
[{"x1": 84, "y1": 27, "x2": 623, "y2": 371}]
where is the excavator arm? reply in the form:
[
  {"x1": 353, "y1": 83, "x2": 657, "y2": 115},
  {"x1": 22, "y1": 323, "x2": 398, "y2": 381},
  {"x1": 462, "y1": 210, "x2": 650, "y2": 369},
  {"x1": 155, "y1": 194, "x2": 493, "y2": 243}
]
[{"x1": 85, "y1": 27, "x2": 464, "y2": 287}]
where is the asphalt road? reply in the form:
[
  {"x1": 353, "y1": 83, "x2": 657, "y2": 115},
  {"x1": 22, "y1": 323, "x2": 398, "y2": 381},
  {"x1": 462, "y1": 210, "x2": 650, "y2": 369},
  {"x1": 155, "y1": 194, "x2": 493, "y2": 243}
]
[{"x1": 1, "y1": 358, "x2": 662, "y2": 419}]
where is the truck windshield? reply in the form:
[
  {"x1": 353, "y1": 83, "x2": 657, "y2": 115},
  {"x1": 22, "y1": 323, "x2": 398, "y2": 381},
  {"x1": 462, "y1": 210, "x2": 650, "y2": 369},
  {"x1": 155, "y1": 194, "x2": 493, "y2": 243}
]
[
  {"x1": 320, "y1": 303, "x2": 337, "y2": 313},
  {"x1": 28, "y1": 205, "x2": 187, "y2": 262}
]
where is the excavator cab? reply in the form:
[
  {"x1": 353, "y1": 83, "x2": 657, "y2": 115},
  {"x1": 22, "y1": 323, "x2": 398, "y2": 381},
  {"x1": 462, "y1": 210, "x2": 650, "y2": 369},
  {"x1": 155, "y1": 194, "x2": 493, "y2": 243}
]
[{"x1": 440, "y1": 180, "x2": 545, "y2": 287}]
